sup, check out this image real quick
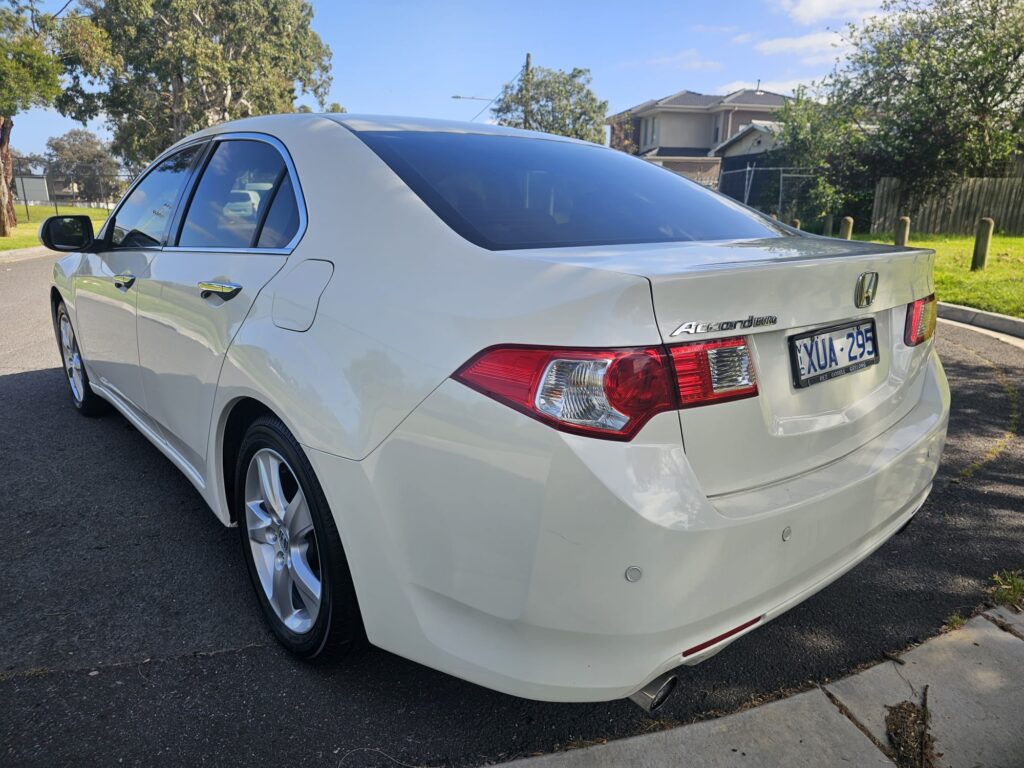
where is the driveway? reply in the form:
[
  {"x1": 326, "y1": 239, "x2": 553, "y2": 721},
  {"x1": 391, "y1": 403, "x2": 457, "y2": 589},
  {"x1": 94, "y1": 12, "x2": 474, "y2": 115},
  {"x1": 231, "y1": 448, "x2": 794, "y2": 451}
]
[{"x1": 2, "y1": 253, "x2": 1022, "y2": 767}]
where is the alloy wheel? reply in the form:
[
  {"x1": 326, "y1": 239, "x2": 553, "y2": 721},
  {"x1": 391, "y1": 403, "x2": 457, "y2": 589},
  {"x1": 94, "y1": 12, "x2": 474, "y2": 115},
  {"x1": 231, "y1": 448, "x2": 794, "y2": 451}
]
[
  {"x1": 59, "y1": 313, "x2": 85, "y2": 403},
  {"x1": 244, "y1": 448, "x2": 323, "y2": 634}
]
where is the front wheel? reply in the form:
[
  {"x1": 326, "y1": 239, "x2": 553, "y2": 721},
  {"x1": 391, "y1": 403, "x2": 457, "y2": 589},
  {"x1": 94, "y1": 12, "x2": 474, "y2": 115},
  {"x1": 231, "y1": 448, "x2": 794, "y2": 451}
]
[
  {"x1": 235, "y1": 414, "x2": 365, "y2": 661},
  {"x1": 53, "y1": 301, "x2": 107, "y2": 416}
]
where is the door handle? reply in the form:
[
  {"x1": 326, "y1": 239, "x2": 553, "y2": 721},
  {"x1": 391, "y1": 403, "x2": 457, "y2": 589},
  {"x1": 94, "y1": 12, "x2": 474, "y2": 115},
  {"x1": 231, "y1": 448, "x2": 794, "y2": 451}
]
[
  {"x1": 198, "y1": 281, "x2": 242, "y2": 300},
  {"x1": 113, "y1": 273, "x2": 136, "y2": 291}
]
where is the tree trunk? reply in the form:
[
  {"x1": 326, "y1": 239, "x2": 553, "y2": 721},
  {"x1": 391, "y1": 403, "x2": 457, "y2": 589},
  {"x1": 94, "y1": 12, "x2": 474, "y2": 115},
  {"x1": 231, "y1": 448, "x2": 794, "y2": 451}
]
[{"x1": 0, "y1": 116, "x2": 15, "y2": 237}]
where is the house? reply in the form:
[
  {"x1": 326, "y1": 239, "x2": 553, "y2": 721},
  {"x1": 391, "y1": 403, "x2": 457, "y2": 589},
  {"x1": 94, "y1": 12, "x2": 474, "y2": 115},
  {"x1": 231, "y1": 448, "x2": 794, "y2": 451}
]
[
  {"x1": 608, "y1": 88, "x2": 788, "y2": 183},
  {"x1": 710, "y1": 120, "x2": 783, "y2": 203}
]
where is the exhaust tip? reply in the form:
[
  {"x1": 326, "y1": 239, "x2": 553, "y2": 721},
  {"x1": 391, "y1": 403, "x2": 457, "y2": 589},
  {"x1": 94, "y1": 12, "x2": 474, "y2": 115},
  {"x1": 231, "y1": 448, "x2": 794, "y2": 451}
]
[{"x1": 628, "y1": 672, "x2": 678, "y2": 714}]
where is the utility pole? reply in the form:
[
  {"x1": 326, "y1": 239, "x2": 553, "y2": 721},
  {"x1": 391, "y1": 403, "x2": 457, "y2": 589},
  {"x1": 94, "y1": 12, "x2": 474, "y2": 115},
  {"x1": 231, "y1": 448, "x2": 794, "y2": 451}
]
[{"x1": 523, "y1": 52, "x2": 532, "y2": 131}]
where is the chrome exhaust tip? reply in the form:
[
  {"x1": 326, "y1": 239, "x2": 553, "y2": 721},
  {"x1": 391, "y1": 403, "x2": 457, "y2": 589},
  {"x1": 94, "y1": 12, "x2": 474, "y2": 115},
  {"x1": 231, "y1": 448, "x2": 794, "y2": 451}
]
[{"x1": 628, "y1": 672, "x2": 679, "y2": 714}]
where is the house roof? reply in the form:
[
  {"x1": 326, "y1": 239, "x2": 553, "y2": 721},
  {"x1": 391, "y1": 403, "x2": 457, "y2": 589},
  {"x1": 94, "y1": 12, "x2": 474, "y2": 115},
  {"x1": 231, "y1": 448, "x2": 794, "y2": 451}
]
[
  {"x1": 609, "y1": 88, "x2": 788, "y2": 119},
  {"x1": 640, "y1": 146, "x2": 713, "y2": 158},
  {"x1": 708, "y1": 120, "x2": 781, "y2": 156}
]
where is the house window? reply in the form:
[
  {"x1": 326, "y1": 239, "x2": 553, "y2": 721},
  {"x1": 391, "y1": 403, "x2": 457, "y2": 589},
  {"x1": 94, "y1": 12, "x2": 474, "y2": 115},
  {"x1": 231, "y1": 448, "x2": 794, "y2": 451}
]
[
  {"x1": 651, "y1": 117, "x2": 657, "y2": 147},
  {"x1": 713, "y1": 117, "x2": 720, "y2": 144}
]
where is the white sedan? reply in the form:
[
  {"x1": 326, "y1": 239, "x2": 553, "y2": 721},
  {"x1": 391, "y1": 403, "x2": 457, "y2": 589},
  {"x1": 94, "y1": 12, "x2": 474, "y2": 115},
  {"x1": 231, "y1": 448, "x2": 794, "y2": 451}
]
[{"x1": 43, "y1": 114, "x2": 949, "y2": 712}]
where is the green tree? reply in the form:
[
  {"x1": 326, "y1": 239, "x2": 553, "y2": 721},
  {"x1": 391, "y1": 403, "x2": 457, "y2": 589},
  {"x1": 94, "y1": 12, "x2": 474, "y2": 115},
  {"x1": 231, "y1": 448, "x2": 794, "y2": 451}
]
[
  {"x1": 492, "y1": 62, "x2": 608, "y2": 144},
  {"x1": 61, "y1": 0, "x2": 334, "y2": 167},
  {"x1": 0, "y1": 1, "x2": 61, "y2": 235},
  {"x1": 827, "y1": 0, "x2": 1024, "y2": 204},
  {"x1": 766, "y1": 86, "x2": 876, "y2": 222},
  {"x1": 0, "y1": 1, "x2": 114, "y2": 235},
  {"x1": 44, "y1": 129, "x2": 124, "y2": 202}
]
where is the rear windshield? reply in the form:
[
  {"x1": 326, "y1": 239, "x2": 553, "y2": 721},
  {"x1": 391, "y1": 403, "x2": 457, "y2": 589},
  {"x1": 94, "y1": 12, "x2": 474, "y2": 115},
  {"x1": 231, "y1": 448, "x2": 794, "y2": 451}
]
[{"x1": 354, "y1": 130, "x2": 787, "y2": 250}]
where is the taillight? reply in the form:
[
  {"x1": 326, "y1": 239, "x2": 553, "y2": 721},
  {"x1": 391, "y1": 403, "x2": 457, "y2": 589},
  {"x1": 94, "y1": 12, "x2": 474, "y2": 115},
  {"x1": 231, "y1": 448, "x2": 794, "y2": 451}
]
[
  {"x1": 453, "y1": 345, "x2": 677, "y2": 440},
  {"x1": 453, "y1": 335, "x2": 760, "y2": 440},
  {"x1": 905, "y1": 294, "x2": 937, "y2": 346},
  {"x1": 669, "y1": 337, "x2": 758, "y2": 408}
]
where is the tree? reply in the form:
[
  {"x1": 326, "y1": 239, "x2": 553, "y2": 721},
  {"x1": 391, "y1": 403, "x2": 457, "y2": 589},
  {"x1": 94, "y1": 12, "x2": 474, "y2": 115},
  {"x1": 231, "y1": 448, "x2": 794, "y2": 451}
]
[
  {"x1": 765, "y1": 86, "x2": 877, "y2": 223},
  {"x1": 0, "y1": 1, "x2": 61, "y2": 235},
  {"x1": 826, "y1": 0, "x2": 1024, "y2": 203},
  {"x1": 492, "y1": 62, "x2": 608, "y2": 144},
  {"x1": 43, "y1": 129, "x2": 123, "y2": 202},
  {"x1": 608, "y1": 111, "x2": 638, "y2": 155},
  {"x1": 61, "y1": 0, "x2": 334, "y2": 166},
  {"x1": 0, "y1": 1, "x2": 114, "y2": 235}
]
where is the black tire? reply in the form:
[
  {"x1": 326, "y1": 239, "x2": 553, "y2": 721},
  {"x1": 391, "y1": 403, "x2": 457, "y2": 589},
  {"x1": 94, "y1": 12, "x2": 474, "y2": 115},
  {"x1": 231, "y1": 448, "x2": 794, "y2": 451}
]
[
  {"x1": 235, "y1": 414, "x2": 366, "y2": 661},
  {"x1": 53, "y1": 301, "x2": 108, "y2": 417}
]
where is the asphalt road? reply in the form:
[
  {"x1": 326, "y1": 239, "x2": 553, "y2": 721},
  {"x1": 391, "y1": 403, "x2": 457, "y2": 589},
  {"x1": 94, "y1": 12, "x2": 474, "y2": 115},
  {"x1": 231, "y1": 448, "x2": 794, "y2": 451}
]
[{"x1": 2, "y1": 253, "x2": 1022, "y2": 767}]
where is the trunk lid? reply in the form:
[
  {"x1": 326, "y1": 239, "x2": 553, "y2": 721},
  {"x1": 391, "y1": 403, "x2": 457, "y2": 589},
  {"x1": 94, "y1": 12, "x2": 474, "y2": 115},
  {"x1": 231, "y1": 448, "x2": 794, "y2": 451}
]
[{"x1": 515, "y1": 236, "x2": 937, "y2": 497}]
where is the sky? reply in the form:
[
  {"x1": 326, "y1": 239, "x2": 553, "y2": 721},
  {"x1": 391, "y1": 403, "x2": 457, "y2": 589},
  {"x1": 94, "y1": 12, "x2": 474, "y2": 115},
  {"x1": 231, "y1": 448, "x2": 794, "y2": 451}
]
[{"x1": 13, "y1": 0, "x2": 883, "y2": 156}]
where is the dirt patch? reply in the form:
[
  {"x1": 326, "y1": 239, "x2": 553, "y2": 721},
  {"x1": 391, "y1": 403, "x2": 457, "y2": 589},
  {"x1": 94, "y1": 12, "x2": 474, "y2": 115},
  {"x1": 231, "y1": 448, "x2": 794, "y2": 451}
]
[{"x1": 885, "y1": 685, "x2": 939, "y2": 768}]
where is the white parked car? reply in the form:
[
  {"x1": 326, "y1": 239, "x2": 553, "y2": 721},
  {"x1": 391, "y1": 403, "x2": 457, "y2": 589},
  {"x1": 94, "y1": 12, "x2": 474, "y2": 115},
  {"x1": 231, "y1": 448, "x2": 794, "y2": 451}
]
[{"x1": 43, "y1": 115, "x2": 949, "y2": 712}]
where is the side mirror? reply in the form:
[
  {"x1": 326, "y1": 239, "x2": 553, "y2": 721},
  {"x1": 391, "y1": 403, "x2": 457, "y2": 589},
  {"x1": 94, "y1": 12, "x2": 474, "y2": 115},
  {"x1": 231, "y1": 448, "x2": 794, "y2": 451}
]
[{"x1": 39, "y1": 215, "x2": 95, "y2": 252}]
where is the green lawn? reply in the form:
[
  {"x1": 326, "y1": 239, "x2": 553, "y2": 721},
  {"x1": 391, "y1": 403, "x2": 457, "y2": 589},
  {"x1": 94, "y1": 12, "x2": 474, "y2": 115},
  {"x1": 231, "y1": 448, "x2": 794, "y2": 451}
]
[
  {"x1": 0, "y1": 205, "x2": 110, "y2": 252},
  {"x1": 856, "y1": 233, "x2": 1024, "y2": 318}
]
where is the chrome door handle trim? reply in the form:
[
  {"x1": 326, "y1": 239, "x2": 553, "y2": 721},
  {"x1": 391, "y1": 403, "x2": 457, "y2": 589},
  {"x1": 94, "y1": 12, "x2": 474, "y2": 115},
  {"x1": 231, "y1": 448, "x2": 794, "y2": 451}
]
[
  {"x1": 198, "y1": 281, "x2": 242, "y2": 300},
  {"x1": 113, "y1": 273, "x2": 136, "y2": 290}
]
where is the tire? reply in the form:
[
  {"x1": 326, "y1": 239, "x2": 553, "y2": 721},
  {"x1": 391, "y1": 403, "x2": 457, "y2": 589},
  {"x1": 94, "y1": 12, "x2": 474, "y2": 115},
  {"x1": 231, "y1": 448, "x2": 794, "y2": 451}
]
[
  {"x1": 235, "y1": 414, "x2": 365, "y2": 661},
  {"x1": 53, "y1": 301, "x2": 108, "y2": 416}
]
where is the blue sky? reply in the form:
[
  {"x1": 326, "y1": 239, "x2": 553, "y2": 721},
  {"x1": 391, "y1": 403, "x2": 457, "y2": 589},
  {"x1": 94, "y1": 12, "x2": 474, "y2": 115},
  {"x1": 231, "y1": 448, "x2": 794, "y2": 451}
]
[{"x1": 14, "y1": 0, "x2": 881, "y2": 155}]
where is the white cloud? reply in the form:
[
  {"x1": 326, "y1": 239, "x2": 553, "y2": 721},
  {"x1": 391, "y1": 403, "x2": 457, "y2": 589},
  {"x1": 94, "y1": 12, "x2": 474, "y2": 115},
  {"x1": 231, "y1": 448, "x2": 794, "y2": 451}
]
[
  {"x1": 645, "y1": 49, "x2": 723, "y2": 71},
  {"x1": 777, "y1": 0, "x2": 882, "y2": 26},
  {"x1": 716, "y1": 78, "x2": 817, "y2": 96},
  {"x1": 754, "y1": 31, "x2": 847, "y2": 65},
  {"x1": 731, "y1": 32, "x2": 757, "y2": 45}
]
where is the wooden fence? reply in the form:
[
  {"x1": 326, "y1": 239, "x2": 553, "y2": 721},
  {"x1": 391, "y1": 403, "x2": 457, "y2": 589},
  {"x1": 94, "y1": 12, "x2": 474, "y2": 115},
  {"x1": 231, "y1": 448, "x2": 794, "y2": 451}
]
[{"x1": 871, "y1": 176, "x2": 1024, "y2": 235}]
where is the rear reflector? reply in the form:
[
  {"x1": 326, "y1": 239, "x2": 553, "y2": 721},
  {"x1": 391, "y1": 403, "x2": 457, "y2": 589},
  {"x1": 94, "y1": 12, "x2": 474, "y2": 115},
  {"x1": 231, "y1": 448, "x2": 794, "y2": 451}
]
[
  {"x1": 669, "y1": 337, "x2": 758, "y2": 408},
  {"x1": 453, "y1": 335, "x2": 760, "y2": 441},
  {"x1": 682, "y1": 616, "x2": 762, "y2": 658},
  {"x1": 904, "y1": 294, "x2": 937, "y2": 346}
]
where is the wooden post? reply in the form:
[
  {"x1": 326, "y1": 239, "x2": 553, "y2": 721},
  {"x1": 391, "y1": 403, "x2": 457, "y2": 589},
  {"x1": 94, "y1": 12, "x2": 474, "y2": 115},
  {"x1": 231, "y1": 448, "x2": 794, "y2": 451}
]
[
  {"x1": 971, "y1": 217, "x2": 994, "y2": 271},
  {"x1": 823, "y1": 213, "x2": 834, "y2": 237},
  {"x1": 895, "y1": 216, "x2": 911, "y2": 247},
  {"x1": 839, "y1": 216, "x2": 854, "y2": 240},
  {"x1": 791, "y1": 218, "x2": 801, "y2": 229}
]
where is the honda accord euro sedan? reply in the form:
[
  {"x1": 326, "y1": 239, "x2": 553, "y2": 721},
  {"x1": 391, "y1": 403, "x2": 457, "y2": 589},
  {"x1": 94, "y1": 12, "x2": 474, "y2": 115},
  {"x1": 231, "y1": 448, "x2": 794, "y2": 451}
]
[{"x1": 42, "y1": 114, "x2": 949, "y2": 711}]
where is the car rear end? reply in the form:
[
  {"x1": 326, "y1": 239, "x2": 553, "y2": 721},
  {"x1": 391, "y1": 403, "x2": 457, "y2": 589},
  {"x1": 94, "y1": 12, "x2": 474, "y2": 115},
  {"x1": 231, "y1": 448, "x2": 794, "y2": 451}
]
[{"x1": 312, "y1": 120, "x2": 950, "y2": 703}]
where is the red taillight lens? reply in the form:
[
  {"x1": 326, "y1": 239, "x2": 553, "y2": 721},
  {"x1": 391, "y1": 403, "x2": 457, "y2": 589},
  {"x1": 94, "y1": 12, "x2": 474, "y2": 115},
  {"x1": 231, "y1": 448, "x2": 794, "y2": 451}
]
[
  {"x1": 904, "y1": 294, "x2": 937, "y2": 346},
  {"x1": 453, "y1": 345, "x2": 677, "y2": 440},
  {"x1": 669, "y1": 337, "x2": 758, "y2": 408},
  {"x1": 454, "y1": 337, "x2": 760, "y2": 440}
]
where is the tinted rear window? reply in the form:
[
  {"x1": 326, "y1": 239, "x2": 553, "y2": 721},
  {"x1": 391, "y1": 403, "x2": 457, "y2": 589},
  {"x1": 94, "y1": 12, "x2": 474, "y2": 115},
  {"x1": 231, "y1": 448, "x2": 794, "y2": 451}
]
[{"x1": 354, "y1": 131, "x2": 787, "y2": 250}]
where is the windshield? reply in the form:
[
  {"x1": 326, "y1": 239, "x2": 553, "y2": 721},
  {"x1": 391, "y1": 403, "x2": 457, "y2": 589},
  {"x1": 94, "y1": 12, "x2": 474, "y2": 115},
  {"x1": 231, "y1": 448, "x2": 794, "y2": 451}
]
[{"x1": 353, "y1": 130, "x2": 789, "y2": 250}]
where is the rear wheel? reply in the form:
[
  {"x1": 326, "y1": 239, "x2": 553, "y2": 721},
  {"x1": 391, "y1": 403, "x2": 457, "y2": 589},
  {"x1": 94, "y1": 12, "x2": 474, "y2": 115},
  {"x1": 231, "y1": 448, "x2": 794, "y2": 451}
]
[
  {"x1": 236, "y1": 414, "x2": 365, "y2": 660},
  {"x1": 54, "y1": 301, "x2": 107, "y2": 416}
]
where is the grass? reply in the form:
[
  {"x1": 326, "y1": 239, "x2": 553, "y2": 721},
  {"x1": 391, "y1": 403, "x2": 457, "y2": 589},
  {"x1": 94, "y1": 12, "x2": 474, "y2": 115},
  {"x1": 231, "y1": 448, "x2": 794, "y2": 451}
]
[
  {"x1": 0, "y1": 205, "x2": 110, "y2": 252},
  {"x1": 942, "y1": 612, "x2": 966, "y2": 631},
  {"x1": 989, "y1": 569, "x2": 1024, "y2": 609},
  {"x1": 855, "y1": 232, "x2": 1024, "y2": 318}
]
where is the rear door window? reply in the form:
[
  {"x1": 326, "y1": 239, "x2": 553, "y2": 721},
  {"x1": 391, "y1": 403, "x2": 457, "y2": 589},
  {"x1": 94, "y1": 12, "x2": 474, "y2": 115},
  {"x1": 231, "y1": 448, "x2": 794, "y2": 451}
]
[
  {"x1": 256, "y1": 174, "x2": 300, "y2": 248},
  {"x1": 354, "y1": 130, "x2": 788, "y2": 250},
  {"x1": 177, "y1": 140, "x2": 291, "y2": 249}
]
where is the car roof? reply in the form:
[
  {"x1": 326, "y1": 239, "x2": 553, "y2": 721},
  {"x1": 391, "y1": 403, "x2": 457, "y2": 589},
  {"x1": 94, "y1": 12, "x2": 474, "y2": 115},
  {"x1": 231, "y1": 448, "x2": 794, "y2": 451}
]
[{"x1": 175, "y1": 112, "x2": 590, "y2": 147}]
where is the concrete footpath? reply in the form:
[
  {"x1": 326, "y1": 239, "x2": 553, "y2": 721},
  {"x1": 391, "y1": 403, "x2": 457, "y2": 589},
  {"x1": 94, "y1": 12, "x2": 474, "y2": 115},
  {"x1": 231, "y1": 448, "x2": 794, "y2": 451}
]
[
  {"x1": 0, "y1": 245, "x2": 54, "y2": 264},
  {"x1": 504, "y1": 610, "x2": 1024, "y2": 767}
]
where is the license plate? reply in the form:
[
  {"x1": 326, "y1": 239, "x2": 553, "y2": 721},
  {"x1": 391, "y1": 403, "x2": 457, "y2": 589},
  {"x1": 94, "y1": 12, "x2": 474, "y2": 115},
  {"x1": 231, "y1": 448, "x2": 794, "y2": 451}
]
[{"x1": 789, "y1": 320, "x2": 879, "y2": 388}]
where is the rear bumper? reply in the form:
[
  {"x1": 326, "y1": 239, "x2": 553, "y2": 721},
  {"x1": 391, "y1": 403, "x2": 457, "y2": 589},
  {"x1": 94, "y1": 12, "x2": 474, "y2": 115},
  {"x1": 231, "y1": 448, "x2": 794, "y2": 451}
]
[{"x1": 305, "y1": 348, "x2": 949, "y2": 702}]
